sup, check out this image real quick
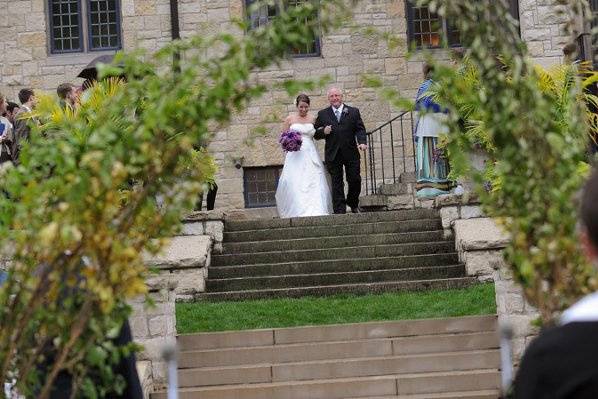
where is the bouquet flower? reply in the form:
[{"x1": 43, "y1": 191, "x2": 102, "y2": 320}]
[{"x1": 279, "y1": 129, "x2": 302, "y2": 152}]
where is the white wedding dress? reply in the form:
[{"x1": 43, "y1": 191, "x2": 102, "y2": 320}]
[{"x1": 276, "y1": 123, "x2": 333, "y2": 218}]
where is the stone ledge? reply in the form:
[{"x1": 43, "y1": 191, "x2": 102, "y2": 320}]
[
  {"x1": 145, "y1": 235, "x2": 212, "y2": 269},
  {"x1": 454, "y1": 218, "x2": 509, "y2": 251},
  {"x1": 183, "y1": 210, "x2": 225, "y2": 222},
  {"x1": 434, "y1": 192, "x2": 481, "y2": 208},
  {"x1": 145, "y1": 275, "x2": 178, "y2": 292}
]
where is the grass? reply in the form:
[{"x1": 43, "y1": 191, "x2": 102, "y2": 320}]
[{"x1": 176, "y1": 283, "x2": 496, "y2": 334}]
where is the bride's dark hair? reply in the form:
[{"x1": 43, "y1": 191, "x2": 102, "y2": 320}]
[{"x1": 295, "y1": 94, "x2": 310, "y2": 106}]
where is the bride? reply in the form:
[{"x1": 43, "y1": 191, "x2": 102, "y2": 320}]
[{"x1": 275, "y1": 94, "x2": 333, "y2": 218}]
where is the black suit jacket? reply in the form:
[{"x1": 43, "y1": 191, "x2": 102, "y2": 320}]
[
  {"x1": 314, "y1": 104, "x2": 366, "y2": 163},
  {"x1": 514, "y1": 321, "x2": 598, "y2": 399}
]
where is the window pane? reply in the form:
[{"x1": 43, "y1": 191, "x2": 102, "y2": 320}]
[
  {"x1": 408, "y1": 3, "x2": 441, "y2": 49},
  {"x1": 446, "y1": 20, "x2": 461, "y2": 46},
  {"x1": 243, "y1": 166, "x2": 283, "y2": 208},
  {"x1": 88, "y1": 0, "x2": 121, "y2": 50},
  {"x1": 49, "y1": 0, "x2": 82, "y2": 53},
  {"x1": 246, "y1": 0, "x2": 319, "y2": 56}
]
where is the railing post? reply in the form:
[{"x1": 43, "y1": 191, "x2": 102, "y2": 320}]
[{"x1": 390, "y1": 121, "x2": 396, "y2": 184}]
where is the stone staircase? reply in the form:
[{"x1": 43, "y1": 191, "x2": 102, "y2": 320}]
[
  {"x1": 196, "y1": 208, "x2": 475, "y2": 301},
  {"x1": 151, "y1": 315, "x2": 501, "y2": 398}
]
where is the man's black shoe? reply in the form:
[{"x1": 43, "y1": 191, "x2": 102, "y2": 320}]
[{"x1": 351, "y1": 207, "x2": 362, "y2": 214}]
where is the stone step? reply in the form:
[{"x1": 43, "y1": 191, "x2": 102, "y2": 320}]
[
  {"x1": 178, "y1": 350, "x2": 500, "y2": 387},
  {"x1": 209, "y1": 253, "x2": 460, "y2": 279},
  {"x1": 224, "y1": 219, "x2": 442, "y2": 243},
  {"x1": 379, "y1": 182, "x2": 410, "y2": 196},
  {"x1": 222, "y1": 231, "x2": 445, "y2": 254},
  {"x1": 206, "y1": 265, "x2": 466, "y2": 292},
  {"x1": 177, "y1": 315, "x2": 497, "y2": 351},
  {"x1": 211, "y1": 241, "x2": 455, "y2": 266},
  {"x1": 150, "y1": 369, "x2": 500, "y2": 399},
  {"x1": 178, "y1": 331, "x2": 499, "y2": 368},
  {"x1": 225, "y1": 209, "x2": 439, "y2": 232},
  {"x1": 350, "y1": 390, "x2": 499, "y2": 399},
  {"x1": 360, "y1": 195, "x2": 388, "y2": 209},
  {"x1": 194, "y1": 277, "x2": 477, "y2": 301}
]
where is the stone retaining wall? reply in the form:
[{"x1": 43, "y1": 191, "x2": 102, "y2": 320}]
[
  {"x1": 130, "y1": 276, "x2": 178, "y2": 395},
  {"x1": 434, "y1": 193, "x2": 539, "y2": 363}
]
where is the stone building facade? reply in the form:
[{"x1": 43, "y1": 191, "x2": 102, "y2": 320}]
[{"x1": 0, "y1": 0, "x2": 589, "y2": 210}]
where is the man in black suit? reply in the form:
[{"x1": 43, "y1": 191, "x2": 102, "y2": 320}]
[
  {"x1": 314, "y1": 87, "x2": 367, "y2": 214},
  {"x1": 514, "y1": 167, "x2": 598, "y2": 399}
]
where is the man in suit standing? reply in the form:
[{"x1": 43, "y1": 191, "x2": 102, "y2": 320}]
[
  {"x1": 314, "y1": 87, "x2": 367, "y2": 214},
  {"x1": 514, "y1": 167, "x2": 598, "y2": 398}
]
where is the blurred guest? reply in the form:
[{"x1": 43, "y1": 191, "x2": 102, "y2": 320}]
[
  {"x1": 56, "y1": 83, "x2": 79, "y2": 110},
  {"x1": 12, "y1": 88, "x2": 37, "y2": 163},
  {"x1": 413, "y1": 63, "x2": 452, "y2": 198},
  {"x1": 0, "y1": 94, "x2": 14, "y2": 164},
  {"x1": 5, "y1": 102, "x2": 19, "y2": 125}
]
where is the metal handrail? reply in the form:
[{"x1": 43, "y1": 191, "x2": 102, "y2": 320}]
[{"x1": 362, "y1": 110, "x2": 417, "y2": 195}]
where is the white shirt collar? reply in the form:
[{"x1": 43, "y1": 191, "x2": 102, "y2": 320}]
[
  {"x1": 560, "y1": 292, "x2": 598, "y2": 324},
  {"x1": 22, "y1": 105, "x2": 31, "y2": 113},
  {"x1": 333, "y1": 104, "x2": 344, "y2": 114}
]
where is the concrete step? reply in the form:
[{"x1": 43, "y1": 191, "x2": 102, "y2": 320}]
[
  {"x1": 360, "y1": 195, "x2": 388, "y2": 209},
  {"x1": 177, "y1": 315, "x2": 497, "y2": 351},
  {"x1": 211, "y1": 241, "x2": 455, "y2": 266},
  {"x1": 349, "y1": 390, "x2": 499, "y2": 399},
  {"x1": 206, "y1": 265, "x2": 466, "y2": 292},
  {"x1": 225, "y1": 209, "x2": 439, "y2": 232},
  {"x1": 178, "y1": 331, "x2": 499, "y2": 368},
  {"x1": 194, "y1": 277, "x2": 477, "y2": 301},
  {"x1": 150, "y1": 369, "x2": 500, "y2": 399},
  {"x1": 379, "y1": 183, "x2": 410, "y2": 196},
  {"x1": 178, "y1": 350, "x2": 500, "y2": 387},
  {"x1": 222, "y1": 231, "x2": 445, "y2": 254},
  {"x1": 209, "y1": 253, "x2": 460, "y2": 279},
  {"x1": 224, "y1": 219, "x2": 442, "y2": 242}
]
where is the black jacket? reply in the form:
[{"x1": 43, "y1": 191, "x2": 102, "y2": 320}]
[
  {"x1": 514, "y1": 321, "x2": 598, "y2": 399},
  {"x1": 314, "y1": 105, "x2": 366, "y2": 163}
]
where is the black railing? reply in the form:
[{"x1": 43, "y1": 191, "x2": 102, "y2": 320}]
[{"x1": 362, "y1": 110, "x2": 417, "y2": 195}]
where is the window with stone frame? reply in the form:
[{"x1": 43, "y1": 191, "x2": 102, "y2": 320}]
[
  {"x1": 406, "y1": 0, "x2": 520, "y2": 49},
  {"x1": 48, "y1": 0, "x2": 122, "y2": 54},
  {"x1": 243, "y1": 166, "x2": 283, "y2": 208},
  {"x1": 245, "y1": 0, "x2": 321, "y2": 57}
]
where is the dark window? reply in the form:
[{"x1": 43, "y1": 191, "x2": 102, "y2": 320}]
[
  {"x1": 87, "y1": 0, "x2": 121, "y2": 50},
  {"x1": 406, "y1": 0, "x2": 520, "y2": 49},
  {"x1": 49, "y1": 0, "x2": 83, "y2": 53},
  {"x1": 48, "y1": 0, "x2": 121, "y2": 54},
  {"x1": 246, "y1": 0, "x2": 320, "y2": 57},
  {"x1": 243, "y1": 166, "x2": 282, "y2": 208}
]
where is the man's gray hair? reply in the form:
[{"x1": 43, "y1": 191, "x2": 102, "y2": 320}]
[{"x1": 327, "y1": 87, "x2": 343, "y2": 96}]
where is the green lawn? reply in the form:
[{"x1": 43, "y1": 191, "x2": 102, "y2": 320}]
[{"x1": 176, "y1": 283, "x2": 496, "y2": 333}]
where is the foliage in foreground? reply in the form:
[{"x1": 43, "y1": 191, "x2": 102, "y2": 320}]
[
  {"x1": 176, "y1": 283, "x2": 496, "y2": 333},
  {"x1": 417, "y1": 0, "x2": 597, "y2": 322},
  {"x1": 0, "y1": 1, "x2": 351, "y2": 396}
]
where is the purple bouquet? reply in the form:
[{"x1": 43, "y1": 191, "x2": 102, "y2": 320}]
[{"x1": 279, "y1": 129, "x2": 302, "y2": 152}]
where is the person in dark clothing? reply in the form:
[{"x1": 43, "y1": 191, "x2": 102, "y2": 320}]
[
  {"x1": 514, "y1": 167, "x2": 598, "y2": 398},
  {"x1": 48, "y1": 321, "x2": 144, "y2": 399},
  {"x1": 196, "y1": 182, "x2": 218, "y2": 211},
  {"x1": 314, "y1": 87, "x2": 367, "y2": 214}
]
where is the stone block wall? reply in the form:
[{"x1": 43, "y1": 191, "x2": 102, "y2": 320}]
[
  {"x1": 146, "y1": 235, "x2": 213, "y2": 301},
  {"x1": 519, "y1": 0, "x2": 571, "y2": 67},
  {"x1": 129, "y1": 276, "x2": 178, "y2": 393},
  {"x1": 434, "y1": 193, "x2": 539, "y2": 363}
]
